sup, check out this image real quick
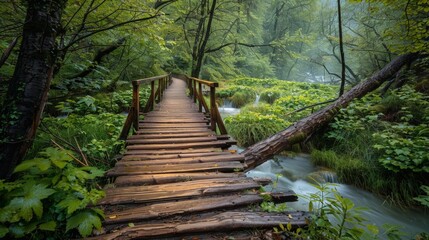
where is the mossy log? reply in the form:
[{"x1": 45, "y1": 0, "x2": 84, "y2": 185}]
[{"x1": 242, "y1": 53, "x2": 418, "y2": 170}]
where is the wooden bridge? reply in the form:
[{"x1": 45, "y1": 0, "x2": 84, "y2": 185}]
[{"x1": 91, "y1": 75, "x2": 309, "y2": 239}]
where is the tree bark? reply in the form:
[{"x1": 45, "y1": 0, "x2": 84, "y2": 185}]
[
  {"x1": 337, "y1": 0, "x2": 346, "y2": 96},
  {"x1": 0, "y1": 0, "x2": 66, "y2": 179},
  {"x1": 242, "y1": 53, "x2": 418, "y2": 170},
  {"x1": 191, "y1": 0, "x2": 217, "y2": 78}
]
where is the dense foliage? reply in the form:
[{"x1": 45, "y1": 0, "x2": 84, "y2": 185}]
[
  {"x1": 0, "y1": 148, "x2": 104, "y2": 239},
  {"x1": 222, "y1": 78, "x2": 337, "y2": 146}
]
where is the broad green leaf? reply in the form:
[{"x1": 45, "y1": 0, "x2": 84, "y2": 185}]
[
  {"x1": 13, "y1": 158, "x2": 50, "y2": 173},
  {"x1": 39, "y1": 221, "x2": 57, "y2": 231},
  {"x1": 26, "y1": 184, "x2": 56, "y2": 200},
  {"x1": 42, "y1": 147, "x2": 73, "y2": 162},
  {"x1": 57, "y1": 195, "x2": 82, "y2": 215},
  {"x1": 66, "y1": 210, "x2": 102, "y2": 237}
]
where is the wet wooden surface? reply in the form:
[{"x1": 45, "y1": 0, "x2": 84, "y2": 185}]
[{"x1": 94, "y1": 78, "x2": 308, "y2": 239}]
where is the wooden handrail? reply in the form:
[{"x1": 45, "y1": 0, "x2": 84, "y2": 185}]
[
  {"x1": 186, "y1": 76, "x2": 227, "y2": 135},
  {"x1": 119, "y1": 74, "x2": 172, "y2": 140}
]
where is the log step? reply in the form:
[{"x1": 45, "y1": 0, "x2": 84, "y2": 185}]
[
  {"x1": 98, "y1": 178, "x2": 261, "y2": 205},
  {"x1": 114, "y1": 172, "x2": 245, "y2": 186},
  {"x1": 139, "y1": 123, "x2": 209, "y2": 129},
  {"x1": 122, "y1": 151, "x2": 232, "y2": 160},
  {"x1": 127, "y1": 131, "x2": 217, "y2": 139},
  {"x1": 104, "y1": 193, "x2": 264, "y2": 224},
  {"x1": 126, "y1": 140, "x2": 236, "y2": 150},
  {"x1": 126, "y1": 136, "x2": 218, "y2": 144},
  {"x1": 117, "y1": 154, "x2": 244, "y2": 166},
  {"x1": 89, "y1": 211, "x2": 309, "y2": 239},
  {"x1": 107, "y1": 161, "x2": 244, "y2": 176},
  {"x1": 124, "y1": 148, "x2": 225, "y2": 156}
]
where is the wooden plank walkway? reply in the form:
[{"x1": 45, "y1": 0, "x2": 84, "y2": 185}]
[{"x1": 92, "y1": 78, "x2": 309, "y2": 239}]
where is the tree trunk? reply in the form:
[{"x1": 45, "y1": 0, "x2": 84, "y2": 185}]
[
  {"x1": 0, "y1": 0, "x2": 66, "y2": 179},
  {"x1": 242, "y1": 53, "x2": 418, "y2": 170},
  {"x1": 191, "y1": 0, "x2": 217, "y2": 78},
  {"x1": 337, "y1": 0, "x2": 346, "y2": 96}
]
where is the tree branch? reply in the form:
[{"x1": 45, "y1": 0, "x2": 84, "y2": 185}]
[{"x1": 205, "y1": 42, "x2": 273, "y2": 53}]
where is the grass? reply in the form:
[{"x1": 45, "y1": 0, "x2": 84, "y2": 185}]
[
  {"x1": 310, "y1": 149, "x2": 427, "y2": 206},
  {"x1": 27, "y1": 113, "x2": 126, "y2": 170}
]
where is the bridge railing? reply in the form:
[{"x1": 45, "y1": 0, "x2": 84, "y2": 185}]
[
  {"x1": 186, "y1": 76, "x2": 228, "y2": 135},
  {"x1": 119, "y1": 74, "x2": 171, "y2": 140}
]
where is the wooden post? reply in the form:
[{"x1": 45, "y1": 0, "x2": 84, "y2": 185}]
[
  {"x1": 157, "y1": 78, "x2": 162, "y2": 102},
  {"x1": 132, "y1": 81, "x2": 140, "y2": 131},
  {"x1": 150, "y1": 80, "x2": 155, "y2": 111},
  {"x1": 198, "y1": 82, "x2": 203, "y2": 112},
  {"x1": 193, "y1": 79, "x2": 197, "y2": 103},
  {"x1": 210, "y1": 86, "x2": 217, "y2": 131}
]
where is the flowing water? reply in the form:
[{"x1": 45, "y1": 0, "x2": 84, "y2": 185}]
[
  {"x1": 219, "y1": 105, "x2": 429, "y2": 238},
  {"x1": 244, "y1": 154, "x2": 429, "y2": 238}
]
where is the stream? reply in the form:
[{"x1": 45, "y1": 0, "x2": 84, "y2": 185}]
[{"x1": 219, "y1": 106, "x2": 429, "y2": 238}]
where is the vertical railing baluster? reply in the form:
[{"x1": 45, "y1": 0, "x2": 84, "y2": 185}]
[
  {"x1": 198, "y1": 82, "x2": 203, "y2": 112},
  {"x1": 193, "y1": 79, "x2": 197, "y2": 103},
  {"x1": 158, "y1": 78, "x2": 162, "y2": 102},
  {"x1": 210, "y1": 86, "x2": 217, "y2": 132},
  {"x1": 150, "y1": 80, "x2": 155, "y2": 111},
  {"x1": 132, "y1": 81, "x2": 140, "y2": 131}
]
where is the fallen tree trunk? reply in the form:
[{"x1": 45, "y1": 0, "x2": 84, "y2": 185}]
[{"x1": 242, "y1": 53, "x2": 418, "y2": 170}]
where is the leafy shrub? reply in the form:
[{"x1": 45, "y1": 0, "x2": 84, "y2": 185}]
[
  {"x1": 373, "y1": 123, "x2": 429, "y2": 173},
  {"x1": 230, "y1": 91, "x2": 256, "y2": 108},
  {"x1": 414, "y1": 185, "x2": 429, "y2": 208},
  {"x1": 295, "y1": 182, "x2": 405, "y2": 240},
  {"x1": 56, "y1": 87, "x2": 151, "y2": 115},
  {"x1": 56, "y1": 96, "x2": 99, "y2": 115},
  {"x1": 240, "y1": 103, "x2": 284, "y2": 117},
  {"x1": 216, "y1": 85, "x2": 256, "y2": 99},
  {"x1": 225, "y1": 112, "x2": 289, "y2": 146},
  {"x1": 30, "y1": 113, "x2": 125, "y2": 169},
  {"x1": 260, "y1": 89, "x2": 282, "y2": 104},
  {"x1": 0, "y1": 148, "x2": 105, "y2": 239}
]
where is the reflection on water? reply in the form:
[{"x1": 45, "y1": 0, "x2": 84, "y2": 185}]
[{"x1": 246, "y1": 154, "x2": 429, "y2": 238}]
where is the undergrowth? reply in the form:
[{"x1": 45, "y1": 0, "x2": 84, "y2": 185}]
[{"x1": 0, "y1": 148, "x2": 105, "y2": 239}]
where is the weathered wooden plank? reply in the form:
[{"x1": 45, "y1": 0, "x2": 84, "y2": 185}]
[
  {"x1": 104, "y1": 194, "x2": 264, "y2": 224},
  {"x1": 124, "y1": 148, "x2": 224, "y2": 156},
  {"x1": 122, "y1": 151, "x2": 231, "y2": 160},
  {"x1": 116, "y1": 154, "x2": 244, "y2": 166},
  {"x1": 126, "y1": 140, "x2": 233, "y2": 150},
  {"x1": 127, "y1": 131, "x2": 216, "y2": 139},
  {"x1": 126, "y1": 136, "x2": 218, "y2": 145},
  {"x1": 139, "y1": 123, "x2": 209, "y2": 129},
  {"x1": 88, "y1": 211, "x2": 309, "y2": 239},
  {"x1": 136, "y1": 128, "x2": 213, "y2": 134},
  {"x1": 114, "y1": 172, "x2": 244, "y2": 186},
  {"x1": 107, "y1": 161, "x2": 244, "y2": 176},
  {"x1": 98, "y1": 178, "x2": 261, "y2": 205},
  {"x1": 140, "y1": 118, "x2": 209, "y2": 124}
]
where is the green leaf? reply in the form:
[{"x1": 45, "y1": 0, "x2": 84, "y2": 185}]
[
  {"x1": 39, "y1": 221, "x2": 57, "y2": 231},
  {"x1": 13, "y1": 158, "x2": 51, "y2": 173},
  {"x1": 366, "y1": 224, "x2": 379, "y2": 235},
  {"x1": 0, "y1": 224, "x2": 9, "y2": 238},
  {"x1": 66, "y1": 210, "x2": 102, "y2": 237},
  {"x1": 43, "y1": 147, "x2": 73, "y2": 161},
  {"x1": 57, "y1": 195, "x2": 82, "y2": 215},
  {"x1": 27, "y1": 184, "x2": 56, "y2": 200}
]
